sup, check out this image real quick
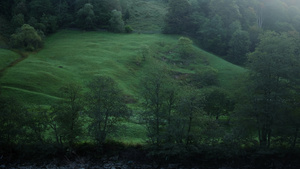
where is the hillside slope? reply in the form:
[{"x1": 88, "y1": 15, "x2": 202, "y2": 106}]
[
  {"x1": 125, "y1": 0, "x2": 167, "y2": 32},
  {"x1": 0, "y1": 30, "x2": 246, "y2": 105}
]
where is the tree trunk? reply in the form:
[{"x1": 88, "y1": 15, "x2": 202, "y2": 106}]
[
  {"x1": 292, "y1": 127, "x2": 299, "y2": 148},
  {"x1": 156, "y1": 114, "x2": 160, "y2": 145},
  {"x1": 186, "y1": 116, "x2": 192, "y2": 145}
]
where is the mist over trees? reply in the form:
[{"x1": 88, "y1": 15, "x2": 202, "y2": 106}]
[{"x1": 164, "y1": 0, "x2": 300, "y2": 65}]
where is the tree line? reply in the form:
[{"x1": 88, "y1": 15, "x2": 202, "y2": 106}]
[
  {"x1": 1, "y1": 50, "x2": 299, "y2": 160},
  {"x1": 0, "y1": 0, "x2": 132, "y2": 50},
  {"x1": 164, "y1": 0, "x2": 300, "y2": 65},
  {"x1": 0, "y1": 76, "x2": 130, "y2": 159}
]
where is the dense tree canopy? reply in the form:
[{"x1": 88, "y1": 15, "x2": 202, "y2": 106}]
[
  {"x1": 164, "y1": 0, "x2": 300, "y2": 64},
  {"x1": 237, "y1": 31, "x2": 300, "y2": 148}
]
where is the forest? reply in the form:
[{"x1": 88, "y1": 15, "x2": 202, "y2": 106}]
[{"x1": 0, "y1": 0, "x2": 300, "y2": 168}]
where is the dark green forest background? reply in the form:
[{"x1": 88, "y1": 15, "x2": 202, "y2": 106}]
[
  {"x1": 0, "y1": 0, "x2": 300, "y2": 166},
  {"x1": 2, "y1": 0, "x2": 300, "y2": 64}
]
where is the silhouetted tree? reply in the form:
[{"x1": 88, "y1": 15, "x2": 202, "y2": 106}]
[
  {"x1": 227, "y1": 30, "x2": 250, "y2": 65},
  {"x1": 204, "y1": 89, "x2": 234, "y2": 120},
  {"x1": 164, "y1": 0, "x2": 192, "y2": 34},
  {"x1": 77, "y1": 3, "x2": 95, "y2": 30},
  {"x1": 245, "y1": 31, "x2": 299, "y2": 148},
  {"x1": 86, "y1": 76, "x2": 129, "y2": 145},
  {"x1": 10, "y1": 24, "x2": 43, "y2": 51},
  {"x1": 51, "y1": 83, "x2": 84, "y2": 147},
  {"x1": 109, "y1": 10, "x2": 124, "y2": 33}
]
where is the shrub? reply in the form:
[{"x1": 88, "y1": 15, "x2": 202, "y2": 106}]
[
  {"x1": 190, "y1": 67, "x2": 219, "y2": 88},
  {"x1": 109, "y1": 10, "x2": 125, "y2": 33},
  {"x1": 125, "y1": 25, "x2": 133, "y2": 33},
  {"x1": 10, "y1": 24, "x2": 43, "y2": 51},
  {"x1": 177, "y1": 37, "x2": 195, "y2": 59}
]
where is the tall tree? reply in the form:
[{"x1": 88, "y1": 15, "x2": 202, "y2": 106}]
[
  {"x1": 51, "y1": 83, "x2": 84, "y2": 147},
  {"x1": 178, "y1": 88, "x2": 204, "y2": 145},
  {"x1": 29, "y1": 0, "x2": 53, "y2": 19},
  {"x1": 86, "y1": 76, "x2": 129, "y2": 145},
  {"x1": 77, "y1": 3, "x2": 95, "y2": 30},
  {"x1": 10, "y1": 24, "x2": 43, "y2": 51},
  {"x1": 141, "y1": 65, "x2": 179, "y2": 146},
  {"x1": 209, "y1": 0, "x2": 241, "y2": 28},
  {"x1": 204, "y1": 89, "x2": 234, "y2": 120},
  {"x1": 109, "y1": 10, "x2": 124, "y2": 33},
  {"x1": 0, "y1": 97, "x2": 26, "y2": 146},
  {"x1": 227, "y1": 29, "x2": 250, "y2": 65},
  {"x1": 197, "y1": 15, "x2": 227, "y2": 55},
  {"x1": 245, "y1": 31, "x2": 299, "y2": 148},
  {"x1": 164, "y1": 0, "x2": 192, "y2": 34}
]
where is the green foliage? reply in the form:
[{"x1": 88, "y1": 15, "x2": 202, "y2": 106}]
[
  {"x1": 177, "y1": 88, "x2": 204, "y2": 144},
  {"x1": 141, "y1": 65, "x2": 178, "y2": 145},
  {"x1": 29, "y1": 0, "x2": 52, "y2": 19},
  {"x1": 11, "y1": 13, "x2": 25, "y2": 29},
  {"x1": 125, "y1": 0, "x2": 167, "y2": 32},
  {"x1": 109, "y1": 10, "x2": 125, "y2": 33},
  {"x1": 40, "y1": 14, "x2": 58, "y2": 34},
  {"x1": 197, "y1": 15, "x2": 227, "y2": 55},
  {"x1": 204, "y1": 88, "x2": 234, "y2": 120},
  {"x1": 164, "y1": 0, "x2": 192, "y2": 34},
  {"x1": 10, "y1": 24, "x2": 43, "y2": 51},
  {"x1": 242, "y1": 31, "x2": 300, "y2": 148},
  {"x1": 177, "y1": 37, "x2": 194, "y2": 59},
  {"x1": 50, "y1": 83, "x2": 84, "y2": 147},
  {"x1": 77, "y1": 3, "x2": 95, "y2": 30},
  {"x1": 227, "y1": 30, "x2": 251, "y2": 65},
  {"x1": 25, "y1": 106, "x2": 50, "y2": 145},
  {"x1": 141, "y1": 68, "x2": 167, "y2": 145},
  {"x1": 125, "y1": 25, "x2": 133, "y2": 33},
  {"x1": 86, "y1": 76, "x2": 130, "y2": 145},
  {"x1": 209, "y1": 0, "x2": 241, "y2": 27},
  {"x1": 0, "y1": 97, "x2": 27, "y2": 145},
  {"x1": 189, "y1": 67, "x2": 219, "y2": 88},
  {"x1": 0, "y1": 49, "x2": 20, "y2": 70}
]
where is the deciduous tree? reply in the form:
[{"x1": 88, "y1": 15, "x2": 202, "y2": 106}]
[
  {"x1": 86, "y1": 76, "x2": 129, "y2": 145},
  {"x1": 109, "y1": 10, "x2": 124, "y2": 33},
  {"x1": 245, "y1": 31, "x2": 299, "y2": 148},
  {"x1": 77, "y1": 3, "x2": 95, "y2": 30},
  {"x1": 10, "y1": 24, "x2": 43, "y2": 51},
  {"x1": 51, "y1": 83, "x2": 84, "y2": 147}
]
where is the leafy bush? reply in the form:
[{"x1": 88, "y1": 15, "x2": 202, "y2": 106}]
[
  {"x1": 125, "y1": 25, "x2": 133, "y2": 33},
  {"x1": 10, "y1": 24, "x2": 43, "y2": 51},
  {"x1": 190, "y1": 67, "x2": 219, "y2": 88},
  {"x1": 177, "y1": 37, "x2": 194, "y2": 59},
  {"x1": 109, "y1": 10, "x2": 125, "y2": 33},
  {"x1": 77, "y1": 3, "x2": 95, "y2": 30}
]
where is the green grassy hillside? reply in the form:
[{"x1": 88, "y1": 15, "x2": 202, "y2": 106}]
[
  {"x1": 0, "y1": 49, "x2": 20, "y2": 70},
  {"x1": 0, "y1": 30, "x2": 246, "y2": 105},
  {"x1": 0, "y1": 30, "x2": 247, "y2": 144},
  {"x1": 125, "y1": 0, "x2": 167, "y2": 32}
]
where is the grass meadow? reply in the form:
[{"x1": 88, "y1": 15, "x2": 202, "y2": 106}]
[{"x1": 0, "y1": 30, "x2": 246, "y2": 143}]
